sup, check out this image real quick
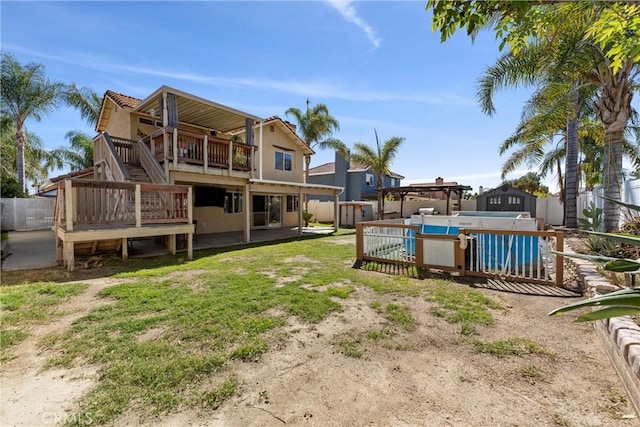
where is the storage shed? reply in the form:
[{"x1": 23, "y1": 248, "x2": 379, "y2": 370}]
[
  {"x1": 476, "y1": 184, "x2": 537, "y2": 217},
  {"x1": 339, "y1": 202, "x2": 374, "y2": 228}
]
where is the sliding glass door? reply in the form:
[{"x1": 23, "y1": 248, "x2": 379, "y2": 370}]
[{"x1": 252, "y1": 195, "x2": 282, "y2": 228}]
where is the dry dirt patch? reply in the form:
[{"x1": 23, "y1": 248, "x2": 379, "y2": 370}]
[
  {"x1": 3, "y1": 276, "x2": 639, "y2": 427},
  {"x1": 154, "y1": 288, "x2": 637, "y2": 427},
  {"x1": 0, "y1": 277, "x2": 132, "y2": 426}
]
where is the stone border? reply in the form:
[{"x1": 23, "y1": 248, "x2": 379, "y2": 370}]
[{"x1": 565, "y1": 245, "x2": 640, "y2": 416}]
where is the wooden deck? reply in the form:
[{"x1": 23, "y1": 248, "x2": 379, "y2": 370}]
[{"x1": 55, "y1": 179, "x2": 194, "y2": 271}]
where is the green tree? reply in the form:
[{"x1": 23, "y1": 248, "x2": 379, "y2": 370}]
[
  {"x1": 56, "y1": 83, "x2": 102, "y2": 170},
  {"x1": 53, "y1": 130, "x2": 94, "y2": 171},
  {"x1": 64, "y1": 83, "x2": 102, "y2": 127},
  {"x1": 1, "y1": 52, "x2": 65, "y2": 192},
  {"x1": 1, "y1": 113, "x2": 63, "y2": 191},
  {"x1": 503, "y1": 172, "x2": 549, "y2": 197},
  {"x1": 349, "y1": 130, "x2": 404, "y2": 220},
  {"x1": 285, "y1": 99, "x2": 346, "y2": 206},
  {"x1": 427, "y1": 1, "x2": 640, "y2": 231}
]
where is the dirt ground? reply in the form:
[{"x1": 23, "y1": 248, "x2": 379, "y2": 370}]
[{"x1": 2, "y1": 271, "x2": 639, "y2": 427}]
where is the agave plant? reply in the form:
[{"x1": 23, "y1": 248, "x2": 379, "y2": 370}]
[{"x1": 549, "y1": 196, "x2": 640, "y2": 321}]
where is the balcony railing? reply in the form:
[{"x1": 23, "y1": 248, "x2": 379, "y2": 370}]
[
  {"x1": 143, "y1": 128, "x2": 254, "y2": 173},
  {"x1": 56, "y1": 179, "x2": 191, "y2": 231}
]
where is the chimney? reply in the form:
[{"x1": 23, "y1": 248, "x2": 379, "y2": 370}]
[
  {"x1": 479, "y1": 186, "x2": 484, "y2": 194},
  {"x1": 435, "y1": 177, "x2": 444, "y2": 185},
  {"x1": 335, "y1": 149, "x2": 350, "y2": 202},
  {"x1": 284, "y1": 121, "x2": 297, "y2": 132}
]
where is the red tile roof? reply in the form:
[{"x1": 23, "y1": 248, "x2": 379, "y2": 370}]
[{"x1": 105, "y1": 90, "x2": 141, "y2": 109}]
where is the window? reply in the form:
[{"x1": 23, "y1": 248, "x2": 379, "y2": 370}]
[
  {"x1": 286, "y1": 195, "x2": 299, "y2": 212},
  {"x1": 508, "y1": 196, "x2": 521, "y2": 204},
  {"x1": 138, "y1": 117, "x2": 162, "y2": 126},
  {"x1": 366, "y1": 174, "x2": 374, "y2": 186},
  {"x1": 489, "y1": 197, "x2": 502, "y2": 205},
  {"x1": 275, "y1": 151, "x2": 293, "y2": 171},
  {"x1": 390, "y1": 178, "x2": 396, "y2": 186},
  {"x1": 224, "y1": 191, "x2": 243, "y2": 214}
]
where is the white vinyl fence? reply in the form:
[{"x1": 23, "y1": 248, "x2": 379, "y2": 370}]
[
  {"x1": 1, "y1": 197, "x2": 56, "y2": 231},
  {"x1": 577, "y1": 178, "x2": 640, "y2": 222}
]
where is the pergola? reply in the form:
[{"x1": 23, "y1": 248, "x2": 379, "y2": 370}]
[{"x1": 384, "y1": 183, "x2": 472, "y2": 217}]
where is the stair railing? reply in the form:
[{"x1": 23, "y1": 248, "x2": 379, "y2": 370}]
[{"x1": 137, "y1": 139, "x2": 167, "y2": 184}]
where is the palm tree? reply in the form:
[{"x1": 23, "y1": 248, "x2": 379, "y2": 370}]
[
  {"x1": 64, "y1": 83, "x2": 102, "y2": 127},
  {"x1": 52, "y1": 130, "x2": 94, "y2": 171},
  {"x1": 1, "y1": 115, "x2": 64, "y2": 189},
  {"x1": 350, "y1": 130, "x2": 404, "y2": 220},
  {"x1": 285, "y1": 99, "x2": 346, "y2": 188},
  {"x1": 477, "y1": 22, "x2": 597, "y2": 228},
  {"x1": 1, "y1": 53, "x2": 65, "y2": 192}
]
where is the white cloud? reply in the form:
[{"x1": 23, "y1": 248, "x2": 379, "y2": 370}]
[
  {"x1": 324, "y1": 0, "x2": 381, "y2": 50},
  {"x1": 5, "y1": 43, "x2": 473, "y2": 106}
]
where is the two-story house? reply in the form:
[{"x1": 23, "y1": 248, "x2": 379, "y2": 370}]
[
  {"x1": 55, "y1": 86, "x2": 343, "y2": 269},
  {"x1": 307, "y1": 151, "x2": 404, "y2": 202}
]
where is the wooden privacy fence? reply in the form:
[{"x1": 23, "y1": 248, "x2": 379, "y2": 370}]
[{"x1": 356, "y1": 221, "x2": 564, "y2": 286}]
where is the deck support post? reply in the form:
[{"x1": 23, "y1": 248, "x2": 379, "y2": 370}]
[
  {"x1": 64, "y1": 241, "x2": 74, "y2": 271},
  {"x1": 334, "y1": 192, "x2": 339, "y2": 232},
  {"x1": 56, "y1": 237, "x2": 63, "y2": 262},
  {"x1": 298, "y1": 188, "x2": 303, "y2": 236},
  {"x1": 172, "y1": 128, "x2": 178, "y2": 169},
  {"x1": 244, "y1": 184, "x2": 251, "y2": 243},
  {"x1": 555, "y1": 231, "x2": 564, "y2": 287},
  {"x1": 122, "y1": 238, "x2": 128, "y2": 260},
  {"x1": 356, "y1": 223, "x2": 364, "y2": 261},
  {"x1": 168, "y1": 234, "x2": 176, "y2": 255}
]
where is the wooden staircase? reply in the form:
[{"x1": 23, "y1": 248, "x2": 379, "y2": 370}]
[{"x1": 125, "y1": 165, "x2": 152, "y2": 183}]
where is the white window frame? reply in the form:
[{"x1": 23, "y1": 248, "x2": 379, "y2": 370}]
[
  {"x1": 366, "y1": 173, "x2": 374, "y2": 186},
  {"x1": 275, "y1": 151, "x2": 293, "y2": 172}
]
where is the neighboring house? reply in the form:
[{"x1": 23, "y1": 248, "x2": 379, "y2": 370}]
[
  {"x1": 308, "y1": 151, "x2": 404, "y2": 202},
  {"x1": 54, "y1": 86, "x2": 343, "y2": 269}
]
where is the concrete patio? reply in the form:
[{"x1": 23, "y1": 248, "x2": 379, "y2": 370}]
[{"x1": 1, "y1": 227, "x2": 336, "y2": 271}]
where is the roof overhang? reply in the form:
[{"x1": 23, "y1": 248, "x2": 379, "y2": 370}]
[
  {"x1": 134, "y1": 86, "x2": 264, "y2": 133},
  {"x1": 249, "y1": 179, "x2": 343, "y2": 196}
]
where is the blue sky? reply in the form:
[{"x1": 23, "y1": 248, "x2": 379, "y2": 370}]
[{"x1": 2, "y1": 1, "x2": 574, "y2": 193}]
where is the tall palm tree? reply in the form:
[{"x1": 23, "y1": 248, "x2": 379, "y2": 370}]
[
  {"x1": 1, "y1": 53, "x2": 65, "y2": 192},
  {"x1": 285, "y1": 99, "x2": 346, "y2": 182},
  {"x1": 53, "y1": 130, "x2": 94, "y2": 171},
  {"x1": 1, "y1": 115, "x2": 64, "y2": 188},
  {"x1": 64, "y1": 83, "x2": 102, "y2": 127},
  {"x1": 350, "y1": 130, "x2": 404, "y2": 220}
]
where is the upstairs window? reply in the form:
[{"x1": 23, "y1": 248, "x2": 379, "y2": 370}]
[
  {"x1": 275, "y1": 151, "x2": 293, "y2": 171},
  {"x1": 365, "y1": 174, "x2": 374, "y2": 186}
]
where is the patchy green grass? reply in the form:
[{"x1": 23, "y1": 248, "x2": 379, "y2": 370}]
[
  {"x1": 426, "y1": 281, "x2": 507, "y2": 335},
  {"x1": 40, "y1": 235, "x2": 438, "y2": 425},
  {"x1": 472, "y1": 338, "x2": 555, "y2": 359},
  {"x1": 324, "y1": 286, "x2": 355, "y2": 299},
  {"x1": 384, "y1": 303, "x2": 415, "y2": 330},
  {"x1": 0, "y1": 282, "x2": 88, "y2": 359},
  {"x1": 518, "y1": 363, "x2": 543, "y2": 382},
  {"x1": 335, "y1": 336, "x2": 364, "y2": 358}
]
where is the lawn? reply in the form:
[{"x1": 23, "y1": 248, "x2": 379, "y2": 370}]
[{"x1": 1, "y1": 234, "x2": 636, "y2": 426}]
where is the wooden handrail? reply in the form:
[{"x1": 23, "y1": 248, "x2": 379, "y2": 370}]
[
  {"x1": 94, "y1": 133, "x2": 133, "y2": 181},
  {"x1": 137, "y1": 139, "x2": 167, "y2": 184}
]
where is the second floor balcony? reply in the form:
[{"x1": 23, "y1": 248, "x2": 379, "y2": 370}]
[{"x1": 143, "y1": 128, "x2": 256, "y2": 175}]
